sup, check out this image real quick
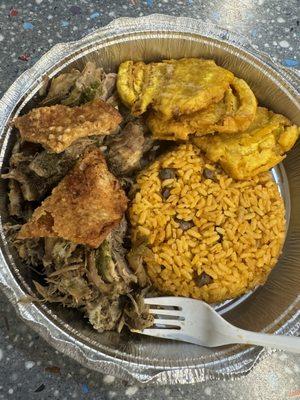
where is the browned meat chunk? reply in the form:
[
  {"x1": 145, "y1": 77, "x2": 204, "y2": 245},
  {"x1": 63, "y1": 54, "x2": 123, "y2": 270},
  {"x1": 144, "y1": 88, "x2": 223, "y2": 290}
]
[
  {"x1": 17, "y1": 148, "x2": 128, "y2": 248},
  {"x1": 107, "y1": 121, "x2": 153, "y2": 176},
  {"x1": 14, "y1": 99, "x2": 122, "y2": 153}
]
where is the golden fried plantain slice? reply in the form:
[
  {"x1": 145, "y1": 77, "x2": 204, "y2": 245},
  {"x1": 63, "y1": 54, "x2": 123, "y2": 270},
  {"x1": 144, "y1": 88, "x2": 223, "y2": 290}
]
[
  {"x1": 117, "y1": 60, "x2": 147, "y2": 109},
  {"x1": 14, "y1": 99, "x2": 122, "y2": 153},
  {"x1": 211, "y1": 78, "x2": 257, "y2": 133},
  {"x1": 147, "y1": 78, "x2": 257, "y2": 140},
  {"x1": 147, "y1": 102, "x2": 224, "y2": 140},
  {"x1": 117, "y1": 58, "x2": 234, "y2": 118},
  {"x1": 17, "y1": 148, "x2": 128, "y2": 248},
  {"x1": 154, "y1": 59, "x2": 234, "y2": 118},
  {"x1": 193, "y1": 107, "x2": 299, "y2": 180}
]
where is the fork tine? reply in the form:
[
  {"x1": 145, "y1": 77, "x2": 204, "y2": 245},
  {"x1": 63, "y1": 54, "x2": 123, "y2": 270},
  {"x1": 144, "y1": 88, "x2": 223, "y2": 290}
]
[
  {"x1": 148, "y1": 308, "x2": 183, "y2": 317},
  {"x1": 152, "y1": 318, "x2": 183, "y2": 327},
  {"x1": 144, "y1": 297, "x2": 183, "y2": 307},
  {"x1": 140, "y1": 328, "x2": 180, "y2": 338}
]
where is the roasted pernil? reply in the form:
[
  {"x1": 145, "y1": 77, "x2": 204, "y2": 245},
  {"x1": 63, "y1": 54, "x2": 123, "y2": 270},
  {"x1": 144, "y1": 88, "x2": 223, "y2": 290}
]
[
  {"x1": 4, "y1": 60, "x2": 160, "y2": 335},
  {"x1": 106, "y1": 121, "x2": 153, "y2": 176},
  {"x1": 193, "y1": 107, "x2": 300, "y2": 179},
  {"x1": 14, "y1": 99, "x2": 122, "y2": 153},
  {"x1": 147, "y1": 77, "x2": 257, "y2": 140},
  {"x1": 17, "y1": 148, "x2": 128, "y2": 248},
  {"x1": 117, "y1": 58, "x2": 234, "y2": 118},
  {"x1": 7, "y1": 220, "x2": 153, "y2": 332},
  {"x1": 2, "y1": 140, "x2": 67, "y2": 206},
  {"x1": 41, "y1": 61, "x2": 117, "y2": 106}
]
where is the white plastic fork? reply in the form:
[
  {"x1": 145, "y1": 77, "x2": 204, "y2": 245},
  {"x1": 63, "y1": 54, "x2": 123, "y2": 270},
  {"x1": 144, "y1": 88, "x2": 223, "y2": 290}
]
[{"x1": 139, "y1": 297, "x2": 300, "y2": 353}]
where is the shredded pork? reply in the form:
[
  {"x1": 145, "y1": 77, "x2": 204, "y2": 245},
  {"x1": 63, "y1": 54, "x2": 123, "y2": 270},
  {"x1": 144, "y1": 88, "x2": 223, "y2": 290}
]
[{"x1": 3, "y1": 62, "x2": 155, "y2": 333}]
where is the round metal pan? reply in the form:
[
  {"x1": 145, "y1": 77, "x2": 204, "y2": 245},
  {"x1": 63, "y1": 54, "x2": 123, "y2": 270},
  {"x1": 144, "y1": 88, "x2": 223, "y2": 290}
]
[{"x1": 0, "y1": 15, "x2": 299, "y2": 384}]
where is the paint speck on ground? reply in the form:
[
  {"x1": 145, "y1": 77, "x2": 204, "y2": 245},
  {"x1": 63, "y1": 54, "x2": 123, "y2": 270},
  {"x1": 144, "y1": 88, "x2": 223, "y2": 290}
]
[
  {"x1": 90, "y1": 12, "x2": 100, "y2": 19},
  {"x1": 267, "y1": 371, "x2": 279, "y2": 389},
  {"x1": 125, "y1": 386, "x2": 138, "y2": 396},
  {"x1": 18, "y1": 53, "x2": 30, "y2": 61},
  {"x1": 23, "y1": 22, "x2": 34, "y2": 30},
  {"x1": 8, "y1": 389, "x2": 13, "y2": 395},
  {"x1": 277, "y1": 17, "x2": 285, "y2": 23},
  {"x1": 25, "y1": 361, "x2": 35, "y2": 369},
  {"x1": 103, "y1": 375, "x2": 115, "y2": 384},
  {"x1": 61, "y1": 20, "x2": 69, "y2": 27},
  {"x1": 279, "y1": 40, "x2": 289, "y2": 48},
  {"x1": 9, "y1": 7, "x2": 18, "y2": 17},
  {"x1": 204, "y1": 387, "x2": 212, "y2": 395},
  {"x1": 82, "y1": 384, "x2": 89, "y2": 394},
  {"x1": 211, "y1": 11, "x2": 220, "y2": 21}
]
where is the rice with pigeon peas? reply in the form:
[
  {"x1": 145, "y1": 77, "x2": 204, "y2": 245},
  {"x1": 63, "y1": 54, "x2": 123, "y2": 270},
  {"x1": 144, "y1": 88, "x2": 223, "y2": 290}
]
[{"x1": 129, "y1": 143, "x2": 285, "y2": 303}]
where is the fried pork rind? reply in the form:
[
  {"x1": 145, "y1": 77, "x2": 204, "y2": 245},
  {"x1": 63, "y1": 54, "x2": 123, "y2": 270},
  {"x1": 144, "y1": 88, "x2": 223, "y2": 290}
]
[
  {"x1": 117, "y1": 58, "x2": 234, "y2": 118},
  {"x1": 17, "y1": 148, "x2": 128, "y2": 248},
  {"x1": 147, "y1": 78, "x2": 257, "y2": 140},
  {"x1": 193, "y1": 107, "x2": 300, "y2": 179},
  {"x1": 14, "y1": 99, "x2": 122, "y2": 153}
]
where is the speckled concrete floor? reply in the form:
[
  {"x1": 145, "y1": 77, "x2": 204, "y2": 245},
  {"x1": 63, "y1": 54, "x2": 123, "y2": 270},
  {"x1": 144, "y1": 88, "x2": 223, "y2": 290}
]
[
  {"x1": 0, "y1": 0, "x2": 298, "y2": 96},
  {"x1": 0, "y1": 1, "x2": 299, "y2": 399}
]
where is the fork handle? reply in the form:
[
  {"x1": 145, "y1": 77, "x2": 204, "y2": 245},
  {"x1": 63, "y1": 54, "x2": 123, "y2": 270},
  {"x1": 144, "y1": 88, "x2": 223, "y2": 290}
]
[{"x1": 233, "y1": 328, "x2": 300, "y2": 353}]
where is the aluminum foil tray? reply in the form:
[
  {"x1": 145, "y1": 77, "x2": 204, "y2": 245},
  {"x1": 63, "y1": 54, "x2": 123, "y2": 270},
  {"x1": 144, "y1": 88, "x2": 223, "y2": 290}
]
[{"x1": 0, "y1": 15, "x2": 299, "y2": 384}]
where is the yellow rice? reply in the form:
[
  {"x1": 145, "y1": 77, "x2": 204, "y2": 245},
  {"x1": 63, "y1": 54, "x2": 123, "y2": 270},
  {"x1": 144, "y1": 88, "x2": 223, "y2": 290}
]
[{"x1": 129, "y1": 144, "x2": 286, "y2": 303}]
